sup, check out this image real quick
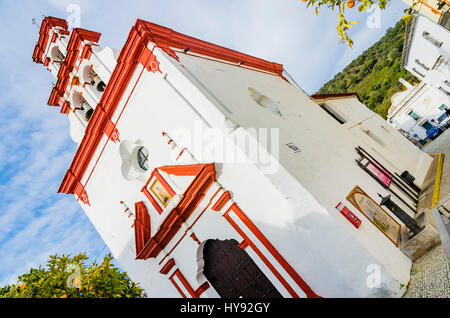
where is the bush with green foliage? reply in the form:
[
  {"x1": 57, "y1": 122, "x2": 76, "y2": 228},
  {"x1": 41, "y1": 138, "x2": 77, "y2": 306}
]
[{"x1": 0, "y1": 253, "x2": 144, "y2": 298}]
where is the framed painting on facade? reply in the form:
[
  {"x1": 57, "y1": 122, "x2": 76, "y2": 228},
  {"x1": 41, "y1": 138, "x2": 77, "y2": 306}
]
[
  {"x1": 150, "y1": 179, "x2": 173, "y2": 207},
  {"x1": 346, "y1": 186, "x2": 401, "y2": 246}
]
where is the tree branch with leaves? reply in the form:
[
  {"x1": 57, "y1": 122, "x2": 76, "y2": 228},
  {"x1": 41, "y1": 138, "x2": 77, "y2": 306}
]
[{"x1": 300, "y1": 0, "x2": 419, "y2": 47}]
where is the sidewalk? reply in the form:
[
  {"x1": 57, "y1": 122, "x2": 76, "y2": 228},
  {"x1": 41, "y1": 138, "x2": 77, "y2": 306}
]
[{"x1": 403, "y1": 129, "x2": 450, "y2": 298}]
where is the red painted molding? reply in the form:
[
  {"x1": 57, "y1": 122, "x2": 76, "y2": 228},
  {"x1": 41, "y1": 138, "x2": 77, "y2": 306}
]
[
  {"x1": 224, "y1": 204, "x2": 321, "y2": 298},
  {"x1": 238, "y1": 240, "x2": 249, "y2": 250},
  {"x1": 58, "y1": 18, "x2": 286, "y2": 197},
  {"x1": 158, "y1": 164, "x2": 206, "y2": 176},
  {"x1": 159, "y1": 258, "x2": 176, "y2": 275},
  {"x1": 190, "y1": 233, "x2": 201, "y2": 245},
  {"x1": 142, "y1": 187, "x2": 164, "y2": 215},
  {"x1": 134, "y1": 19, "x2": 284, "y2": 77},
  {"x1": 47, "y1": 28, "x2": 101, "y2": 108},
  {"x1": 141, "y1": 168, "x2": 176, "y2": 215},
  {"x1": 169, "y1": 269, "x2": 209, "y2": 298},
  {"x1": 134, "y1": 201, "x2": 151, "y2": 257},
  {"x1": 104, "y1": 119, "x2": 120, "y2": 143},
  {"x1": 146, "y1": 169, "x2": 176, "y2": 197},
  {"x1": 211, "y1": 191, "x2": 231, "y2": 211},
  {"x1": 136, "y1": 164, "x2": 215, "y2": 260},
  {"x1": 139, "y1": 46, "x2": 162, "y2": 73},
  {"x1": 32, "y1": 17, "x2": 68, "y2": 64}
]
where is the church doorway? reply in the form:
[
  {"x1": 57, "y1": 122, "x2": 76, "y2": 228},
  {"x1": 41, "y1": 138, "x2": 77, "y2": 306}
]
[{"x1": 202, "y1": 239, "x2": 283, "y2": 298}]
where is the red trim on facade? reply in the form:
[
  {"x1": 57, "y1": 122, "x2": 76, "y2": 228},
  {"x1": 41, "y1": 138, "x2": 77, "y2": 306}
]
[
  {"x1": 134, "y1": 201, "x2": 151, "y2": 257},
  {"x1": 141, "y1": 168, "x2": 176, "y2": 215},
  {"x1": 151, "y1": 170, "x2": 176, "y2": 196},
  {"x1": 158, "y1": 164, "x2": 205, "y2": 176},
  {"x1": 142, "y1": 187, "x2": 164, "y2": 214},
  {"x1": 169, "y1": 269, "x2": 209, "y2": 298},
  {"x1": 158, "y1": 183, "x2": 220, "y2": 266},
  {"x1": 44, "y1": 57, "x2": 51, "y2": 67},
  {"x1": 47, "y1": 28, "x2": 101, "y2": 108},
  {"x1": 58, "y1": 19, "x2": 286, "y2": 196},
  {"x1": 238, "y1": 240, "x2": 249, "y2": 250},
  {"x1": 196, "y1": 282, "x2": 210, "y2": 297},
  {"x1": 32, "y1": 17, "x2": 68, "y2": 64},
  {"x1": 190, "y1": 233, "x2": 201, "y2": 245},
  {"x1": 159, "y1": 258, "x2": 176, "y2": 275},
  {"x1": 136, "y1": 164, "x2": 215, "y2": 260},
  {"x1": 224, "y1": 204, "x2": 320, "y2": 298},
  {"x1": 60, "y1": 101, "x2": 70, "y2": 114},
  {"x1": 135, "y1": 19, "x2": 285, "y2": 77},
  {"x1": 104, "y1": 119, "x2": 120, "y2": 143},
  {"x1": 169, "y1": 271, "x2": 187, "y2": 298},
  {"x1": 139, "y1": 46, "x2": 162, "y2": 73},
  {"x1": 211, "y1": 191, "x2": 231, "y2": 211}
]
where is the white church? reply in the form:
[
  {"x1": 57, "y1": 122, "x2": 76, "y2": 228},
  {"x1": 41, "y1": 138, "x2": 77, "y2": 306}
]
[{"x1": 32, "y1": 17, "x2": 437, "y2": 298}]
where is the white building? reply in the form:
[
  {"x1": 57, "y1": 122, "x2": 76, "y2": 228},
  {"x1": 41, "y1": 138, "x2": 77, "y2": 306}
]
[
  {"x1": 32, "y1": 17, "x2": 435, "y2": 298},
  {"x1": 401, "y1": 0, "x2": 450, "y2": 30},
  {"x1": 402, "y1": 14, "x2": 449, "y2": 95},
  {"x1": 388, "y1": 14, "x2": 450, "y2": 143},
  {"x1": 388, "y1": 78, "x2": 450, "y2": 143}
]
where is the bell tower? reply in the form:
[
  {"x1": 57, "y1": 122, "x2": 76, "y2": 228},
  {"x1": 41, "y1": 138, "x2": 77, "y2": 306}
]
[{"x1": 32, "y1": 16, "x2": 117, "y2": 143}]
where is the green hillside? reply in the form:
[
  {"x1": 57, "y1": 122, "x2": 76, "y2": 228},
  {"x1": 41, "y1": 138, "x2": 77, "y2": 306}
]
[{"x1": 316, "y1": 19, "x2": 419, "y2": 119}]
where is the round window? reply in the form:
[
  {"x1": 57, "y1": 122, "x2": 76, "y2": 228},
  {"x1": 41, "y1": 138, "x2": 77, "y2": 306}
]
[{"x1": 136, "y1": 146, "x2": 149, "y2": 171}]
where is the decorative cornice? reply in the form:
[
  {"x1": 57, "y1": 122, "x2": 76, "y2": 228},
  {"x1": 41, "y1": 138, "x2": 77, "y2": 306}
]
[
  {"x1": 136, "y1": 163, "x2": 216, "y2": 260},
  {"x1": 47, "y1": 28, "x2": 101, "y2": 107},
  {"x1": 32, "y1": 17, "x2": 68, "y2": 64}
]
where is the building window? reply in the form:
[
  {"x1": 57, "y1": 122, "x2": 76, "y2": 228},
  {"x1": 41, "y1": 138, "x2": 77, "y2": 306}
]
[
  {"x1": 421, "y1": 120, "x2": 434, "y2": 132},
  {"x1": 286, "y1": 143, "x2": 301, "y2": 153},
  {"x1": 438, "y1": 10, "x2": 450, "y2": 31},
  {"x1": 408, "y1": 110, "x2": 420, "y2": 120},
  {"x1": 439, "y1": 87, "x2": 450, "y2": 96},
  {"x1": 437, "y1": 112, "x2": 449, "y2": 123},
  {"x1": 414, "y1": 59, "x2": 430, "y2": 71},
  {"x1": 412, "y1": 68, "x2": 425, "y2": 78},
  {"x1": 137, "y1": 146, "x2": 150, "y2": 171},
  {"x1": 422, "y1": 31, "x2": 443, "y2": 48},
  {"x1": 320, "y1": 103, "x2": 346, "y2": 124}
]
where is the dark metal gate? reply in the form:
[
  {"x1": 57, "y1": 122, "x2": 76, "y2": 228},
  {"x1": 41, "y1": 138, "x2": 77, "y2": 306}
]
[{"x1": 202, "y1": 239, "x2": 283, "y2": 298}]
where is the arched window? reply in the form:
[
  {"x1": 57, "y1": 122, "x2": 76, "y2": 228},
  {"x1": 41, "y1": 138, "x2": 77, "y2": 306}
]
[
  {"x1": 51, "y1": 46, "x2": 65, "y2": 63},
  {"x1": 71, "y1": 91, "x2": 93, "y2": 122},
  {"x1": 82, "y1": 66, "x2": 106, "y2": 92},
  {"x1": 137, "y1": 146, "x2": 150, "y2": 171}
]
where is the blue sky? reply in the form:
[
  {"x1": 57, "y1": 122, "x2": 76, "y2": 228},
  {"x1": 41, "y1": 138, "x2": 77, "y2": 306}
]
[{"x1": 0, "y1": 0, "x2": 408, "y2": 286}]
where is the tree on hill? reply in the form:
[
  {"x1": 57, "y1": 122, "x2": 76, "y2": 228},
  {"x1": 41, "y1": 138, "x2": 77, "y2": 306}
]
[
  {"x1": 0, "y1": 253, "x2": 144, "y2": 298},
  {"x1": 316, "y1": 19, "x2": 419, "y2": 119}
]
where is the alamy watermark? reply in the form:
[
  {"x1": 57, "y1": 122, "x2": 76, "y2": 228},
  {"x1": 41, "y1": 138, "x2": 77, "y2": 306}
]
[
  {"x1": 66, "y1": 264, "x2": 82, "y2": 289},
  {"x1": 67, "y1": 4, "x2": 81, "y2": 29},
  {"x1": 169, "y1": 121, "x2": 281, "y2": 175},
  {"x1": 366, "y1": 264, "x2": 381, "y2": 289},
  {"x1": 366, "y1": 6, "x2": 381, "y2": 29}
]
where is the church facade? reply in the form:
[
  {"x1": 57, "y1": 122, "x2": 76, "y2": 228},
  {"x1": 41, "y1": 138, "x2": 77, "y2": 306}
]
[{"x1": 32, "y1": 17, "x2": 434, "y2": 298}]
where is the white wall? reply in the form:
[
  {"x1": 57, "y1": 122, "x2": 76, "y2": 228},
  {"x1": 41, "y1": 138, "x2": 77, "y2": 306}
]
[{"x1": 316, "y1": 95, "x2": 433, "y2": 187}]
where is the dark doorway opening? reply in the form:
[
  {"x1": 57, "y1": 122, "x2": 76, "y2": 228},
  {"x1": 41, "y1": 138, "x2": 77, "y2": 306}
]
[{"x1": 202, "y1": 239, "x2": 283, "y2": 298}]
